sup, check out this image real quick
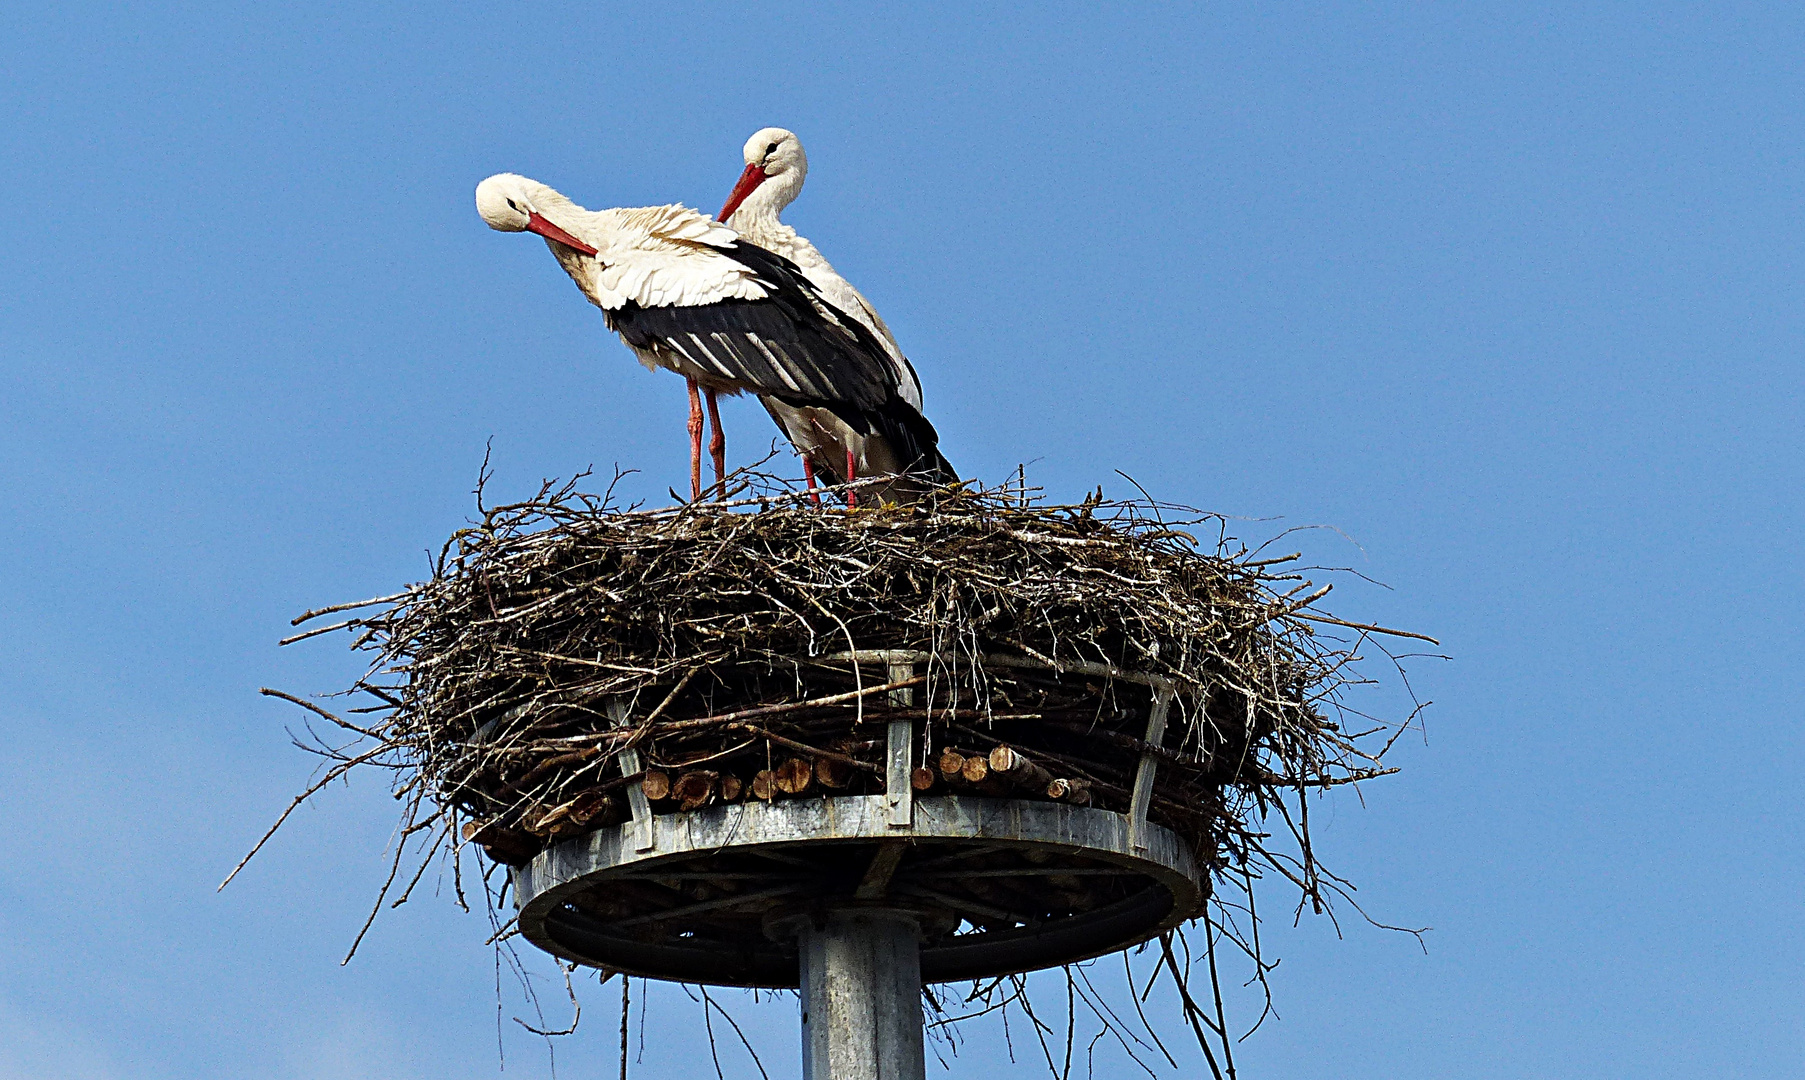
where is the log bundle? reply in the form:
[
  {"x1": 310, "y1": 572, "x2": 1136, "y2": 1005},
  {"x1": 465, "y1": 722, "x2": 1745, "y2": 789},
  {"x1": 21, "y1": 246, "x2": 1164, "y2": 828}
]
[{"x1": 467, "y1": 723, "x2": 1180, "y2": 865}]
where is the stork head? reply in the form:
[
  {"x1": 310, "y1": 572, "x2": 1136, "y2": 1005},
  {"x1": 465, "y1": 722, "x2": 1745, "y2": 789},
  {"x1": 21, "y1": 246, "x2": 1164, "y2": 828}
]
[
  {"x1": 475, "y1": 173, "x2": 598, "y2": 256},
  {"x1": 718, "y1": 127, "x2": 808, "y2": 222}
]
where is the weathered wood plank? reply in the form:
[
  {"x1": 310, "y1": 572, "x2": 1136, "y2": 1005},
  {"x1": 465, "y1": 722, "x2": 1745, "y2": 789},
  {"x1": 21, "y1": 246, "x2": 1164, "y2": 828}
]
[
  {"x1": 607, "y1": 697, "x2": 655, "y2": 853},
  {"x1": 1127, "y1": 685, "x2": 1174, "y2": 851},
  {"x1": 886, "y1": 660, "x2": 916, "y2": 827}
]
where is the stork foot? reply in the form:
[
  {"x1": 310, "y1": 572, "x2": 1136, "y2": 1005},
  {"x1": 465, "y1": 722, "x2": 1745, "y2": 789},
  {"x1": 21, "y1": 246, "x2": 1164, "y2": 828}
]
[{"x1": 845, "y1": 449, "x2": 858, "y2": 509}]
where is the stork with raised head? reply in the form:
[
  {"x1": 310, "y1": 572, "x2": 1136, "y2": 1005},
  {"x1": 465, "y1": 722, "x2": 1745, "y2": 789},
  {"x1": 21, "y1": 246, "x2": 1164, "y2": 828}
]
[
  {"x1": 719, "y1": 128, "x2": 953, "y2": 504},
  {"x1": 475, "y1": 173, "x2": 948, "y2": 503}
]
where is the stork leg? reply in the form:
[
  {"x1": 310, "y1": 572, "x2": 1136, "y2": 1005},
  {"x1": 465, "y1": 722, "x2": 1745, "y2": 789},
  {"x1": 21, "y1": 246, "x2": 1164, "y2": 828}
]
[
  {"x1": 705, "y1": 388, "x2": 726, "y2": 497},
  {"x1": 845, "y1": 449, "x2": 858, "y2": 509},
  {"x1": 801, "y1": 457, "x2": 823, "y2": 508},
  {"x1": 686, "y1": 378, "x2": 704, "y2": 502}
]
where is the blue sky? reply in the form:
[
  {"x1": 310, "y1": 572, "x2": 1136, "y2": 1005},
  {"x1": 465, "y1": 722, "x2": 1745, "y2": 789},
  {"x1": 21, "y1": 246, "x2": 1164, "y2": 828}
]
[{"x1": 3, "y1": 2, "x2": 1801, "y2": 1077}]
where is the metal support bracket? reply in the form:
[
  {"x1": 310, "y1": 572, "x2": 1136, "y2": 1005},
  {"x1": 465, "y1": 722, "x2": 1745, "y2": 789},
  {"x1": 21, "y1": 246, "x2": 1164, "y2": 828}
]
[
  {"x1": 607, "y1": 697, "x2": 656, "y2": 853},
  {"x1": 885, "y1": 661, "x2": 915, "y2": 827},
  {"x1": 1127, "y1": 684, "x2": 1174, "y2": 852},
  {"x1": 853, "y1": 840, "x2": 909, "y2": 899}
]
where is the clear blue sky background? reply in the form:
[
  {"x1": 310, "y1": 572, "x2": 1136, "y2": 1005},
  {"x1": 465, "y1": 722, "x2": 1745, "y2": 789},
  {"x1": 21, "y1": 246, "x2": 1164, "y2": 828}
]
[{"x1": 3, "y1": 2, "x2": 1800, "y2": 1077}]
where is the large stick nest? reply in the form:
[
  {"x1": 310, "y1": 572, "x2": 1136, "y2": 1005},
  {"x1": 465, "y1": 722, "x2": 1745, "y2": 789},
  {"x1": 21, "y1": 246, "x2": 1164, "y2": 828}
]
[
  {"x1": 260, "y1": 475, "x2": 1423, "y2": 906},
  {"x1": 239, "y1": 471, "x2": 1434, "y2": 1074}
]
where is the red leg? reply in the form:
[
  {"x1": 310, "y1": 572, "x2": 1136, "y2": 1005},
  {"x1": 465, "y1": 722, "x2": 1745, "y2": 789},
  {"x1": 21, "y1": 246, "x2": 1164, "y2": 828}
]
[
  {"x1": 705, "y1": 388, "x2": 725, "y2": 495},
  {"x1": 686, "y1": 378, "x2": 703, "y2": 502},
  {"x1": 801, "y1": 456, "x2": 823, "y2": 507},
  {"x1": 845, "y1": 449, "x2": 858, "y2": 508}
]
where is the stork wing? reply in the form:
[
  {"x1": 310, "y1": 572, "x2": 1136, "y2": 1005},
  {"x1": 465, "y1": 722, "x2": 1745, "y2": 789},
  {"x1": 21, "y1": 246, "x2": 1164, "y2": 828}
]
[
  {"x1": 604, "y1": 236, "x2": 905, "y2": 414},
  {"x1": 581, "y1": 205, "x2": 768, "y2": 310},
  {"x1": 851, "y1": 292, "x2": 924, "y2": 412},
  {"x1": 769, "y1": 229, "x2": 925, "y2": 413}
]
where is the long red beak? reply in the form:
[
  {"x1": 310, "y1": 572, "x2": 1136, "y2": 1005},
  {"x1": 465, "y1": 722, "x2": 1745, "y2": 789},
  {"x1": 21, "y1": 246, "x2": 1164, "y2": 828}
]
[
  {"x1": 718, "y1": 163, "x2": 768, "y2": 222},
  {"x1": 525, "y1": 212, "x2": 598, "y2": 256}
]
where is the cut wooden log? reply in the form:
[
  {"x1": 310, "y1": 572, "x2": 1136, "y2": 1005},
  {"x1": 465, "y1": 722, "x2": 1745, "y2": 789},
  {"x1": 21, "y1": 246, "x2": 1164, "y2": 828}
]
[
  {"x1": 1046, "y1": 778, "x2": 1093, "y2": 806},
  {"x1": 640, "y1": 769, "x2": 672, "y2": 802},
  {"x1": 910, "y1": 766, "x2": 939, "y2": 792},
  {"x1": 988, "y1": 745, "x2": 1053, "y2": 792},
  {"x1": 519, "y1": 802, "x2": 563, "y2": 837},
  {"x1": 567, "y1": 789, "x2": 607, "y2": 824},
  {"x1": 719, "y1": 774, "x2": 744, "y2": 802},
  {"x1": 938, "y1": 748, "x2": 967, "y2": 779},
  {"x1": 751, "y1": 769, "x2": 776, "y2": 801},
  {"x1": 568, "y1": 787, "x2": 623, "y2": 828},
  {"x1": 462, "y1": 819, "x2": 536, "y2": 866},
  {"x1": 521, "y1": 799, "x2": 592, "y2": 840},
  {"x1": 772, "y1": 757, "x2": 814, "y2": 796},
  {"x1": 814, "y1": 755, "x2": 857, "y2": 790},
  {"x1": 956, "y1": 752, "x2": 1011, "y2": 795},
  {"x1": 672, "y1": 769, "x2": 718, "y2": 811}
]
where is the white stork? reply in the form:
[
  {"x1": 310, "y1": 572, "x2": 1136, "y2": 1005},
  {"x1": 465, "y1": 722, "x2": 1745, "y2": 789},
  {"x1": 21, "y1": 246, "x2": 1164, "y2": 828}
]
[
  {"x1": 719, "y1": 128, "x2": 951, "y2": 504},
  {"x1": 474, "y1": 173, "x2": 951, "y2": 503}
]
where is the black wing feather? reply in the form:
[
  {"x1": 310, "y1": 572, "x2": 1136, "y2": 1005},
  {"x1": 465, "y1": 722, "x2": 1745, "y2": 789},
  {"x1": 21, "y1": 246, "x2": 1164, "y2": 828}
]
[
  {"x1": 604, "y1": 239, "x2": 954, "y2": 482},
  {"x1": 605, "y1": 242, "x2": 892, "y2": 408}
]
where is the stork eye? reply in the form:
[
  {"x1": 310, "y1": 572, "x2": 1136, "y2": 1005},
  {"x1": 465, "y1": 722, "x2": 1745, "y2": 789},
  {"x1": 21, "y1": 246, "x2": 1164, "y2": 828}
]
[
  {"x1": 506, "y1": 199, "x2": 520, "y2": 210},
  {"x1": 766, "y1": 142, "x2": 779, "y2": 155}
]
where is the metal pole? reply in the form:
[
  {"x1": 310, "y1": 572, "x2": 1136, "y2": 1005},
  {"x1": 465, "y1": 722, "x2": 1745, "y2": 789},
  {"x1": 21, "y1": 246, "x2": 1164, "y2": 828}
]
[{"x1": 792, "y1": 909, "x2": 925, "y2": 1080}]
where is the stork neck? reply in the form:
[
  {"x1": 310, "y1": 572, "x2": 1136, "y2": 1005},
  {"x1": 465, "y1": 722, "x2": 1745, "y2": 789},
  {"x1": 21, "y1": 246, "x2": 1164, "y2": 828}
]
[{"x1": 732, "y1": 171, "x2": 802, "y2": 234}]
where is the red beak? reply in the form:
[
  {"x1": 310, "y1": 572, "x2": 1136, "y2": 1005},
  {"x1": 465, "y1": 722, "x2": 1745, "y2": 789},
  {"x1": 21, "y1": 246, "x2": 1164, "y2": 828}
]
[
  {"x1": 717, "y1": 163, "x2": 768, "y2": 222},
  {"x1": 525, "y1": 212, "x2": 598, "y2": 256}
]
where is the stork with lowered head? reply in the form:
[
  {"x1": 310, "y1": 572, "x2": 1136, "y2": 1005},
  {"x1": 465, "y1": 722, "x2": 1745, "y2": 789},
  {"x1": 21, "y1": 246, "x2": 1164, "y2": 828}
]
[{"x1": 474, "y1": 171, "x2": 951, "y2": 503}]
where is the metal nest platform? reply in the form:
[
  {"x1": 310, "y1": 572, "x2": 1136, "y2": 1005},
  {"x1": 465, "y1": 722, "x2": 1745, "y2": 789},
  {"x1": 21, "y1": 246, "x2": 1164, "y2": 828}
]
[{"x1": 516, "y1": 793, "x2": 1205, "y2": 988}]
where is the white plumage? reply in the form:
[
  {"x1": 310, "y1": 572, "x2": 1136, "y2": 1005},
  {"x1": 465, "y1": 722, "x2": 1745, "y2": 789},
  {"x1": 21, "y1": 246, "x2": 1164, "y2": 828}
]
[
  {"x1": 477, "y1": 176, "x2": 760, "y2": 325},
  {"x1": 475, "y1": 172, "x2": 951, "y2": 501},
  {"x1": 719, "y1": 129, "x2": 949, "y2": 500},
  {"x1": 721, "y1": 129, "x2": 922, "y2": 410}
]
